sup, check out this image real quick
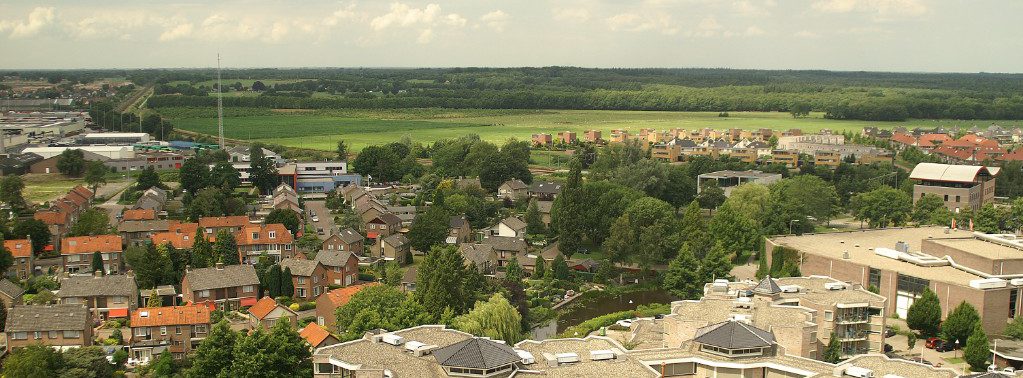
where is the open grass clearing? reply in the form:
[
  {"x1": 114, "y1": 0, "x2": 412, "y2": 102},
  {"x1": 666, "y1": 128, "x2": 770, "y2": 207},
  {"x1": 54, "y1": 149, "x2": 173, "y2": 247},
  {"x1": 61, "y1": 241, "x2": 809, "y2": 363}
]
[{"x1": 22, "y1": 174, "x2": 85, "y2": 204}]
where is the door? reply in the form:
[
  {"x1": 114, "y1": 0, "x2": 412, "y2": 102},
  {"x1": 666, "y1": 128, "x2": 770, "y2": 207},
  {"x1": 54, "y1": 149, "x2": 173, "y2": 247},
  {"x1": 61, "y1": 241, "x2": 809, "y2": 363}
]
[{"x1": 896, "y1": 292, "x2": 915, "y2": 319}]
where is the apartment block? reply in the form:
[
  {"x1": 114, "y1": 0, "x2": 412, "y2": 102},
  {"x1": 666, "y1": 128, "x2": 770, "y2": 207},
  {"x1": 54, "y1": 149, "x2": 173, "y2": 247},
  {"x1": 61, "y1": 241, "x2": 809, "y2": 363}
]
[{"x1": 910, "y1": 163, "x2": 998, "y2": 212}]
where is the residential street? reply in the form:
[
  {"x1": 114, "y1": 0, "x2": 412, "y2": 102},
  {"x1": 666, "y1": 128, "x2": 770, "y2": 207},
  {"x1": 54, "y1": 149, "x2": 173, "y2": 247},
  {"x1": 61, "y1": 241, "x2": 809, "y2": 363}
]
[
  {"x1": 303, "y1": 200, "x2": 336, "y2": 235},
  {"x1": 95, "y1": 180, "x2": 133, "y2": 226}
]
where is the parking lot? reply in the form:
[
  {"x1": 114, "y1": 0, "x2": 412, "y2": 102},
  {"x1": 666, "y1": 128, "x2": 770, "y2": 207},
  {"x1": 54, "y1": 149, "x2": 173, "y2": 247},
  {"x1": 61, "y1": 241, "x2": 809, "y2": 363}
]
[{"x1": 882, "y1": 319, "x2": 966, "y2": 375}]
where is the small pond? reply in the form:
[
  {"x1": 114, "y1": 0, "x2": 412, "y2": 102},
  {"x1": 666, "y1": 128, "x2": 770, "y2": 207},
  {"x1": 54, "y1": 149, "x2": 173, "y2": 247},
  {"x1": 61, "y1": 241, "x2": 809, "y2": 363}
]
[{"x1": 555, "y1": 288, "x2": 675, "y2": 334}]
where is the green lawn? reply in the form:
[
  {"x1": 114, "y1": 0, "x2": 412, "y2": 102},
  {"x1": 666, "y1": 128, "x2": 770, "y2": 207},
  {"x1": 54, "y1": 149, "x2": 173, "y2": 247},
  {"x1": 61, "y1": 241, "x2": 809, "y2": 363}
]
[
  {"x1": 22, "y1": 174, "x2": 85, "y2": 204},
  {"x1": 162, "y1": 107, "x2": 1023, "y2": 152}
]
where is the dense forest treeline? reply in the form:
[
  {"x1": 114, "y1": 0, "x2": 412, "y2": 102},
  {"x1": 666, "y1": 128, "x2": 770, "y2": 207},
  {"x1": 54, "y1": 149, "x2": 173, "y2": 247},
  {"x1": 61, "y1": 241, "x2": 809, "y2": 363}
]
[{"x1": 9, "y1": 67, "x2": 1023, "y2": 121}]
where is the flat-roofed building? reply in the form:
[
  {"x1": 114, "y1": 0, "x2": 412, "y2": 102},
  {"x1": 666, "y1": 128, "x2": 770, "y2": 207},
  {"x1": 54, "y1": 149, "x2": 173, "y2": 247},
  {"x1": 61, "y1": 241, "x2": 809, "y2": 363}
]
[
  {"x1": 531, "y1": 133, "x2": 552, "y2": 147},
  {"x1": 909, "y1": 163, "x2": 999, "y2": 212},
  {"x1": 814, "y1": 150, "x2": 842, "y2": 167},
  {"x1": 79, "y1": 132, "x2": 151, "y2": 145},
  {"x1": 729, "y1": 148, "x2": 759, "y2": 164},
  {"x1": 650, "y1": 143, "x2": 681, "y2": 162},
  {"x1": 696, "y1": 170, "x2": 781, "y2": 196},
  {"x1": 771, "y1": 149, "x2": 800, "y2": 168},
  {"x1": 767, "y1": 227, "x2": 1023, "y2": 335}
]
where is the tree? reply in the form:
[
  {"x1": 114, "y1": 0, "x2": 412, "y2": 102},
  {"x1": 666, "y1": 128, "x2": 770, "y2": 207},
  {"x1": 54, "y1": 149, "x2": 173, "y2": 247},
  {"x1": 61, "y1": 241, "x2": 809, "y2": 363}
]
[
  {"x1": 556, "y1": 158, "x2": 584, "y2": 256},
  {"x1": 2, "y1": 344, "x2": 63, "y2": 378},
  {"x1": 790, "y1": 101, "x2": 811, "y2": 118},
  {"x1": 504, "y1": 257, "x2": 523, "y2": 283},
  {"x1": 1006, "y1": 316, "x2": 1023, "y2": 341},
  {"x1": 822, "y1": 332, "x2": 842, "y2": 363},
  {"x1": 1009, "y1": 197, "x2": 1023, "y2": 233},
  {"x1": 179, "y1": 158, "x2": 210, "y2": 195},
  {"x1": 352, "y1": 145, "x2": 401, "y2": 182},
  {"x1": 765, "y1": 175, "x2": 840, "y2": 234},
  {"x1": 697, "y1": 180, "x2": 726, "y2": 212},
  {"x1": 14, "y1": 219, "x2": 51, "y2": 255},
  {"x1": 62, "y1": 346, "x2": 113, "y2": 378},
  {"x1": 975, "y1": 204, "x2": 1008, "y2": 233},
  {"x1": 336, "y1": 140, "x2": 348, "y2": 161},
  {"x1": 111, "y1": 328, "x2": 124, "y2": 344},
  {"x1": 265, "y1": 265, "x2": 283, "y2": 297},
  {"x1": 912, "y1": 194, "x2": 948, "y2": 225},
  {"x1": 452, "y1": 293, "x2": 523, "y2": 344},
  {"x1": 0, "y1": 236, "x2": 12, "y2": 277},
  {"x1": 147, "y1": 291, "x2": 162, "y2": 308},
  {"x1": 699, "y1": 242, "x2": 734, "y2": 282},
  {"x1": 417, "y1": 245, "x2": 471, "y2": 318},
  {"x1": 229, "y1": 318, "x2": 312, "y2": 377},
  {"x1": 56, "y1": 148, "x2": 86, "y2": 176},
  {"x1": 663, "y1": 244, "x2": 702, "y2": 299},
  {"x1": 90, "y1": 251, "x2": 104, "y2": 275},
  {"x1": 533, "y1": 257, "x2": 546, "y2": 279},
  {"x1": 68, "y1": 208, "x2": 112, "y2": 236},
  {"x1": 136, "y1": 166, "x2": 162, "y2": 191},
  {"x1": 525, "y1": 199, "x2": 546, "y2": 236},
  {"x1": 336, "y1": 285, "x2": 432, "y2": 341},
  {"x1": 942, "y1": 301, "x2": 980, "y2": 348},
  {"x1": 964, "y1": 323, "x2": 990, "y2": 372},
  {"x1": 214, "y1": 230, "x2": 240, "y2": 265},
  {"x1": 551, "y1": 254, "x2": 570, "y2": 280},
  {"x1": 191, "y1": 229, "x2": 215, "y2": 268},
  {"x1": 124, "y1": 243, "x2": 172, "y2": 289},
  {"x1": 906, "y1": 333, "x2": 917, "y2": 350},
  {"x1": 248, "y1": 144, "x2": 279, "y2": 194},
  {"x1": 709, "y1": 202, "x2": 762, "y2": 260},
  {"x1": 188, "y1": 320, "x2": 237, "y2": 378},
  {"x1": 251, "y1": 80, "x2": 267, "y2": 91},
  {"x1": 265, "y1": 209, "x2": 301, "y2": 235},
  {"x1": 906, "y1": 288, "x2": 941, "y2": 337},
  {"x1": 208, "y1": 161, "x2": 241, "y2": 192},
  {"x1": 0, "y1": 175, "x2": 27, "y2": 211},
  {"x1": 111, "y1": 349, "x2": 128, "y2": 370},
  {"x1": 83, "y1": 161, "x2": 107, "y2": 193},
  {"x1": 849, "y1": 187, "x2": 913, "y2": 228},
  {"x1": 281, "y1": 266, "x2": 295, "y2": 298},
  {"x1": 151, "y1": 349, "x2": 176, "y2": 377},
  {"x1": 407, "y1": 206, "x2": 449, "y2": 253}
]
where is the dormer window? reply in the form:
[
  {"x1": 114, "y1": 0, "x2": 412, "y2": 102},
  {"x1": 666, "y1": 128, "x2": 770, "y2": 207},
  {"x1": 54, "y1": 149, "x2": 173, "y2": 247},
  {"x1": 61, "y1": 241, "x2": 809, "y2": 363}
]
[
  {"x1": 269, "y1": 231, "x2": 276, "y2": 239},
  {"x1": 252, "y1": 232, "x2": 259, "y2": 240}
]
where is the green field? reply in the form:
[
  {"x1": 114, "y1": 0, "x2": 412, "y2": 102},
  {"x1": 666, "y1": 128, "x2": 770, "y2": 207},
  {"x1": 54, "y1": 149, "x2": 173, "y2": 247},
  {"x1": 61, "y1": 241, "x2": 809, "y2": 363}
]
[
  {"x1": 163, "y1": 107, "x2": 1022, "y2": 152},
  {"x1": 22, "y1": 174, "x2": 85, "y2": 204}
]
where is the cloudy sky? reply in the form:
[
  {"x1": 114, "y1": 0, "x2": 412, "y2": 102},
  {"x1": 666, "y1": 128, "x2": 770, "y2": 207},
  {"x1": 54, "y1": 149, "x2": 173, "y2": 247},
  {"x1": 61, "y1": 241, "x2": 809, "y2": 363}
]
[{"x1": 0, "y1": 0, "x2": 1020, "y2": 72}]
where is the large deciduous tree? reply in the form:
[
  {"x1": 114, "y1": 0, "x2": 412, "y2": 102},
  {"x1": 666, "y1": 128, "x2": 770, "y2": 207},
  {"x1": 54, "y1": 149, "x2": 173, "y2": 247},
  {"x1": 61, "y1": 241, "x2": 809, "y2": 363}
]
[
  {"x1": 663, "y1": 244, "x2": 702, "y2": 299},
  {"x1": 452, "y1": 293, "x2": 523, "y2": 344},
  {"x1": 849, "y1": 187, "x2": 913, "y2": 228}
]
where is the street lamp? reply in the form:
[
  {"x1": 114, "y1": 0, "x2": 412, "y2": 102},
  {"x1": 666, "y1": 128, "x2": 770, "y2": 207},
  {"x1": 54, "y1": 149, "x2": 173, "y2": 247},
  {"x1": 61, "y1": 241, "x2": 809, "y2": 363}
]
[{"x1": 789, "y1": 219, "x2": 799, "y2": 235}]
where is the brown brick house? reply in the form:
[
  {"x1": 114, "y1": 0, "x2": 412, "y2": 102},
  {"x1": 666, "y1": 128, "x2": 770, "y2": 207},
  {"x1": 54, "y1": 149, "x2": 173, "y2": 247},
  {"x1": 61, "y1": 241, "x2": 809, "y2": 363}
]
[
  {"x1": 121, "y1": 209, "x2": 157, "y2": 221},
  {"x1": 118, "y1": 219, "x2": 170, "y2": 247},
  {"x1": 198, "y1": 215, "x2": 250, "y2": 237},
  {"x1": 447, "y1": 215, "x2": 472, "y2": 244},
  {"x1": 0, "y1": 279, "x2": 25, "y2": 308},
  {"x1": 57, "y1": 272, "x2": 139, "y2": 320},
  {"x1": 247, "y1": 296, "x2": 298, "y2": 330},
  {"x1": 181, "y1": 263, "x2": 260, "y2": 311},
  {"x1": 377, "y1": 233, "x2": 410, "y2": 265},
  {"x1": 61, "y1": 235, "x2": 124, "y2": 274},
  {"x1": 5, "y1": 304, "x2": 92, "y2": 352},
  {"x1": 5, "y1": 238, "x2": 33, "y2": 280},
  {"x1": 315, "y1": 283, "x2": 380, "y2": 329},
  {"x1": 366, "y1": 213, "x2": 402, "y2": 240},
  {"x1": 314, "y1": 250, "x2": 360, "y2": 287},
  {"x1": 234, "y1": 224, "x2": 295, "y2": 264},
  {"x1": 279, "y1": 258, "x2": 327, "y2": 299},
  {"x1": 130, "y1": 305, "x2": 211, "y2": 360},
  {"x1": 300, "y1": 322, "x2": 339, "y2": 349},
  {"x1": 321, "y1": 228, "x2": 364, "y2": 256}
]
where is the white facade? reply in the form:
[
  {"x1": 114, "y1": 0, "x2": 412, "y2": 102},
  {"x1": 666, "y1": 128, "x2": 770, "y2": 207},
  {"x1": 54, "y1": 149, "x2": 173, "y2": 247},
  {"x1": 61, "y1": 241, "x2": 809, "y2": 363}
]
[{"x1": 21, "y1": 145, "x2": 136, "y2": 159}]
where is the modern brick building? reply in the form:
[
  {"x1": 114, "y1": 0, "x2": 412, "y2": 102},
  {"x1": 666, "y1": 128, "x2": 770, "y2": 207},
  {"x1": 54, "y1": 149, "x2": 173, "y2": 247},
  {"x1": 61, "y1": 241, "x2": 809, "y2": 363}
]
[
  {"x1": 909, "y1": 163, "x2": 999, "y2": 212},
  {"x1": 279, "y1": 258, "x2": 327, "y2": 299}
]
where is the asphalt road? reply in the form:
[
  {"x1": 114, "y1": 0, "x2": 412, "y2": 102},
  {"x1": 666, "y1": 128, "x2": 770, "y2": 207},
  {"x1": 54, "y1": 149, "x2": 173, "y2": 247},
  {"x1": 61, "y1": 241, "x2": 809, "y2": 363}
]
[{"x1": 303, "y1": 200, "x2": 336, "y2": 236}]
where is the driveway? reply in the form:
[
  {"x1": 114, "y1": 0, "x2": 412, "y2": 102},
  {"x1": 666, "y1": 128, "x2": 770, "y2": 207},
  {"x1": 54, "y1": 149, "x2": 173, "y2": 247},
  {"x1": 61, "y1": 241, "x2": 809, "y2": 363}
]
[
  {"x1": 882, "y1": 319, "x2": 966, "y2": 375},
  {"x1": 303, "y1": 200, "x2": 336, "y2": 235}
]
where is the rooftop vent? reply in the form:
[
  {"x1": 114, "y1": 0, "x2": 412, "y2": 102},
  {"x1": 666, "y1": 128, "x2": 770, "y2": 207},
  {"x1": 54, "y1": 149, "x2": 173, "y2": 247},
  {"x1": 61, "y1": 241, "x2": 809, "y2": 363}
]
[
  {"x1": 729, "y1": 314, "x2": 752, "y2": 324},
  {"x1": 844, "y1": 365, "x2": 874, "y2": 378},
  {"x1": 555, "y1": 353, "x2": 580, "y2": 364},
  {"x1": 404, "y1": 341, "x2": 426, "y2": 352},
  {"x1": 515, "y1": 349, "x2": 535, "y2": 365},
  {"x1": 895, "y1": 241, "x2": 910, "y2": 253},
  {"x1": 780, "y1": 285, "x2": 801, "y2": 293},
  {"x1": 824, "y1": 282, "x2": 847, "y2": 291},
  {"x1": 590, "y1": 350, "x2": 617, "y2": 361},
  {"x1": 381, "y1": 334, "x2": 404, "y2": 346},
  {"x1": 140, "y1": 311, "x2": 149, "y2": 318}
]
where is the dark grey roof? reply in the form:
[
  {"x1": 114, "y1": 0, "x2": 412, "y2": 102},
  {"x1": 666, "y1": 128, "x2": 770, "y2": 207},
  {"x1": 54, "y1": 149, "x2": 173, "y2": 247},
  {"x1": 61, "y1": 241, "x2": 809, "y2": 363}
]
[
  {"x1": 333, "y1": 228, "x2": 363, "y2": 244},
  {"x1": 373, "y1": 213, "x2": 402, "y2": 225},
  {"x1": 401, "y1": 266, "x2": 417, "y2": 284},
  {"x1": 315, "y1": 250, "x2": 356, "y2": 267},
  {"x1": 134, "y1": 196, "x2": 163, "y2": 211},
  {"x1": 184, "y1": 264, "x2": 259, "y2": 291},
  {"x1": 501, "y1": 179, "x2": 527, "y2": 190},
  {"x1": 432, "y1": 337, "x2": 521, "y2": 369},
  {"x1": 754, "y1": 276, "x2": 781, "y2": 295},
  {"x1": 57, "y1": 274, "x2": 137, "y2": 298},
  {"x1": 529, "y1": 182, "x2": 562, "y2": 194},
  {"x1": 117, "y1": 219, "x2": 170, "y2": 233},
  {"x1": 459, "y1": 244, "x2": 495, "y2": 267},
  {"x1": 500, "y1": 217, "x2": 527, "y2": 232},
  {"x1": 694, "y1": 321, "x2": 776, "y2": 349},
  {"x1": 382, "y1": 233, "x2": 409, "y2": 248},
  {"x1": 480, "y1": 236, "x2": 527, "y2": 253},
  {"x1": 279, "y1": 258, "x2": 320, "y2": 277},
  {"x1": 6, "y1": 304, "x2": 90, "y2": 332},
  {"x1": 746, "y1": 140, "x2": 770, "y2": 149},
  {"x1": 0, "y1": 278, "x2": 26, "y2": 299},
  {"x1": 673, "y1": 138, "x2": 698, "y2": 148},
  {"x1": 449, "y1": 215, "x2": 467, "y2": 229}
]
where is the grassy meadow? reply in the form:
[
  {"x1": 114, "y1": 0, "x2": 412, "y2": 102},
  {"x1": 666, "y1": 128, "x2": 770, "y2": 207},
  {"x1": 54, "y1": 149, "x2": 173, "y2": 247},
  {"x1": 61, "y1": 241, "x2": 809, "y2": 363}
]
[{"x1": 160, "y1": 107, "x2": 1021, "y2": 152}]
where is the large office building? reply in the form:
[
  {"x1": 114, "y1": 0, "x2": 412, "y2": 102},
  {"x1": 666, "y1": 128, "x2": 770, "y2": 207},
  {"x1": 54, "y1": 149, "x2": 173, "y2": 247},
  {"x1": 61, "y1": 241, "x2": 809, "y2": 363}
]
[
  {"x1": 909, "y1": 163, "x2": 999, "y2": 212},
  {"x1": 767, "y1": 227, "x2": 1023, "y2": 335},
  {"x1": 79, "y1": 132, "x2": 151, "y2": 145}
]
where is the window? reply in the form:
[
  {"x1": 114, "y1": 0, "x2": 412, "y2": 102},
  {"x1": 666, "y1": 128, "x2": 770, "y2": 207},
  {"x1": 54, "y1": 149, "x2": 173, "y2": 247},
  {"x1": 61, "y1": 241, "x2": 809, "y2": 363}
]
[
  {"x1": 176, "y1": 326, "x2": 182, "y2": 335},
  {"x1": 334, "y1": 266, "x2": 341, "y2": 273},
  {"x1": 297, "y1": 288, "x2": 306, "y2": 297},
  {"x1": 63, "y1": 330, "x2": 80, "y2": 339},
  {"x1": 160, "y1": 327, "x2": 167, "y2": 336},
  {"x1": 1011, "y1": 289, "x2": 1019, "y2": 318},
  {"x1": 297, "y1": 277, "x2": 306, "y2": 284},
  {"x1": 49, "y1": 331, "x2": 59, "y2": 339},
  {"x1": 868, "y1": 267, "x2": 881, "y2": 291},
  {"x1": 328, "y1": 244, "x2": 334, "y2": 250},
  {"x1": 243, "y1": 285, "x2": 254, "y2": 293},
  {"x1": 944, "y1": 195, "x2": 949, "y2": 201},
  {"x1": 194, "y1": 325, "x2": 207, "y2": 334},
  {"x1": 113, "y1": 296, "x2": 126, "y2": 304},
  {"x1": 135, "y1": 327, "x2": 149, "y2": 336},
  {"x1": 269, "y1": 231, "x2": 276, "y2": 239},
  {"x1": 34, "y1": 331, "x2": 42, "y2": 340},
  {"x1": 955, "y1": 195, "x2": 961, "y2": 202},
  {"x1": 251, "y1": 232, "x2": 259, "y2": 240},
  {"x1": 824, "y1": 311, "x2": 834, "y2": 322},
  {"x1": 199, "y1": 290, "x2": 210, "y2": 298},
  {"x1": 897, "y1": 274, "x2": 930, "y2": 295},
  {"x1": 10, "y1": 332, "x2": 27, "y2": 340}
]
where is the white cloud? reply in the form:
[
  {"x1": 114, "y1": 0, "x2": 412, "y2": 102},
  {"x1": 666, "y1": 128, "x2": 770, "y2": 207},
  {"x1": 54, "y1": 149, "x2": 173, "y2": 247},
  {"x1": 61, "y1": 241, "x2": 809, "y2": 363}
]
[
  {"x1": 744, "y1": 25, "x2": 765, "y2": 36},
  {"x1": 693, "y1": 16, "x2": 722, "y2": 37},
  {"x1": 417, "y1": 28, "x2": 433, "y2": 44},
  {"x1": 480, "y1": 10, "x2": 509, "y2": 32},
  {"x1": 732, "y1": 0, "x2": 774, "y2": 16},
  {"x1": 794, "y1": 30, "x2": 822, "y2": 39},
  {"x1": 65, "y1": 11, "x2": 152, "y2": 40},
  {"x1": 159, "y1": 22, "x2": 194, "y2": 41},
  {"x1": 606, "y1": 12, "x2": 677, "y2": 35},
  {"x1": 552, "y1": 8, "x2": 590, "y2": 23},
  {"x1": 370, "y1": 3, "x2": 440, "y2": 31},
  {"x1": 0, "y1": 7, "x2": 56, "y2": 39},
  {"x1": 323, "y1": 5, "x2": 359, "y2": 27},
  {"x1": 812, "y1": 0, "x2": 927, "y2": 17},
  {"x1": 444, "y1": 14, "x2": 467, "y2": 27}
]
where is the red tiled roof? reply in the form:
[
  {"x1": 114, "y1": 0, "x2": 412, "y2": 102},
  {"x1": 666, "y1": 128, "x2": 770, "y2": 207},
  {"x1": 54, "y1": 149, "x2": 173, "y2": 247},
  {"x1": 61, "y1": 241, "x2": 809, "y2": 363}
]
[
  {"x1": 247, "y1": 296, "x2": 279, "y2": 320},
  {"x1": 890, "y1": 133, "x2": 916, "y2": 146},
  {"x1": 71, "y1": 185, "x2": 93, "y2": 200},
  {"x1": 322, "y1": 283, "x2": 380, "y2": 307},
  {"x1": 234, "y1": 224, "x2": 294, "y2": 246},
  {"x1": 4, "y1": 239, "x2": 31, "y2": 258},
  {"x1": 1000, "y1": 149, "x2": 1023, "y2": 161},
  {"x1": 167, "y1": 222, "x2": 199, "y2": 235},
  {"x1": 299, "y1": 322, "x2": 332, "y2": 347},
  {"x1": 932, "y1": 146, "x2": 973, "y2": 161},
  {"x1": 122, "y1": 209, "x2": 156, "y2": 221},
  {"x1": 61, "y1": 235, "x2": 123, "y2": 255},
  {"x1": 917, "y1": 133, "x2": 951, "y2": 148},
  {"x1": 198, "y1": 216, "x2": 250, "y2": 229},
  {"x1": 34, "y1": 210, "x2": 68, "y2": 225},
  {"x1": 131, "y1": 305, "x2": 211, "y2": 327}
]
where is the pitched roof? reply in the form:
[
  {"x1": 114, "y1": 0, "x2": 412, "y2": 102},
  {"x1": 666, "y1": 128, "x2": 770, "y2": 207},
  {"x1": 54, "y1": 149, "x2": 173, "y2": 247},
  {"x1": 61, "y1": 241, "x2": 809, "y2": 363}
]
[
  {"x1": 57, "y1": 274, "x2": 137, "y2": 298},
  {"x1": 432, "y1": 337, "x2": 522, "y2": 369},
  {"x1": 314, "y1": 250, "x2": 356, "y2": 267},
  {"x1": 754, "y1": 276, "x2": 781, "y2": 294},
  {"x1": 401, "y1": 266, "x2": 417, "y2": 284},
  {"x1": 198, "y1": 215, "x2": 250, "y2": 229},
  {"x1": 322, "y1": 283, "x2": 381, "y2": 307},
  {"x1": 382, "y1": 233, "x2": 409, "y2": 248},
  {"x1": 300, "y1": 322, "x2": 333, "y2": 347},
  {"x1": 61, "y1": 235, "x2": 123, "y2": 255},
  {"x1": 529, "y1": 181, "x2": 562, "y2": 194},
  {"x1": 151, "y1": 229, "x2": 200, "y2": 249},
  {"x1": 449, "y1": 215, "x2": 467, "y2": 229},
  {"x1": 333, "y1": 228, "x2": 363, "y2": 244},
  {"x1": 4, "y1": 239, "x2": 32, "y2": 258},
  {"x1": 184, "y1": 264, "x2": 259, "y2": 291},
  {"x1": 122, "y1": 209, "x2": 156, "y2": 221},
  {"x1": 459, "y1": 244, "x2": 495, "y2": 268},
  {"x1": 248, "y1": 296, "x2": 283, "y2": 320},
  {"x1": 910, "y1": 163, "x2": 998, "y2": 183},
  {"x1": 480, "y1": 236, "x2": 527, "y2": 253},
  {"x1": 34, "y1": 209, "x2": 69, "y2": 225},
  {"x1": 279, "y1": 258, "x2": 321, "y2": 277},
  {"x1": 500, "y1": 217, "x2": 527, "y2": 232},
  {"x1": 0, "y1": 278, "x2": 26, "y2": 299},
  {"x1": 501, "y1": 179, "x2": 527, "y2": 190},
  {"x1": 694, "y1": 320, "x2": 776, "y2": 349},
  {"x1": 234, "y1": 224, "x2": 294, "y2": 246},
  {"x1": 131, "y1": 305, "x2": 211, "y2": 327},
  {"x1": 371, "y1": 212, "x2": 402, "y2": 225},
  {"x1": 117, "y1": 219, "x2": 170, "y2": 233},
  {"x1": 5, "y1": 304, "x2": 90, "y2": 332}
]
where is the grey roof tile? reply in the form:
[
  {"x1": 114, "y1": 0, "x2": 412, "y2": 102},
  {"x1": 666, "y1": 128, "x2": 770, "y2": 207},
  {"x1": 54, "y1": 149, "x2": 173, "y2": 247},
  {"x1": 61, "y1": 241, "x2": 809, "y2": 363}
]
[
  {"x1": 432, "y1": 337, "x2": 521, "y2": 369},
  {"x1": 6, "y1": 304, "x2": 90, "y2": 332},
  {"x1": 57, "y1": 274, "x2": 137, "y2": 298},
  {"x1": 184, "y1": 264, "x2": 259, "y2": 291},
  {"x1": 279, "y1": 258, "x2": 320, "y2": 277},
  {"x1": 693, "y1": 321, "x2": 776, "y2": 349}
]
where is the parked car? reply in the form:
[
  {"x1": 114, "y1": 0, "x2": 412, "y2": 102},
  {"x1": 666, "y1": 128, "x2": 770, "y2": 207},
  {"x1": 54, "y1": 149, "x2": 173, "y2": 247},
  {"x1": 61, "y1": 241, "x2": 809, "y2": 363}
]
[
  {"x1": 884, "y1": 327, "x2": 896, "y2": 338},
  {"x1": 925, "y1": 337, "x2": 943, "y2": 349},
  {"x1": 883, "y1": 343, "x2": 894, "y2": 353},
  {"x1": 936, "y1": 341, "x2": 957, "y2": 352},
  {"x1": 615, "y1": 319, "x2": 634, "y2": 328}
]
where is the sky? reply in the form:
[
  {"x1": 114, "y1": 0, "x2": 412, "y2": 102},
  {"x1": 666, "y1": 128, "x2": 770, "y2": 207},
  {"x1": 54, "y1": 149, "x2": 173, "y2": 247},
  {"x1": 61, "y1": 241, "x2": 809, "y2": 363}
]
[{"x1": 0, "y1": 0, "x2": 1020, "y2": 73}]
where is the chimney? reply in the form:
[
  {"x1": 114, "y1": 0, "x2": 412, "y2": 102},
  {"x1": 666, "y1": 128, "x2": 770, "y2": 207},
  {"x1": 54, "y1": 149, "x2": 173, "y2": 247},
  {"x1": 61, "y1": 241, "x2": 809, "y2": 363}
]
[
  {"x1": 215, "y1": 262, "x2": 224, "y2": 270},
  {"x1": 184, "y1": 265, "x2": 191, "y2": 273},
  {"x1": 93, "y1": 270, "x2": 103, "y2": 278},
  {"x1": 126, "y1": 269, "x2": 135, "y2": 278}
]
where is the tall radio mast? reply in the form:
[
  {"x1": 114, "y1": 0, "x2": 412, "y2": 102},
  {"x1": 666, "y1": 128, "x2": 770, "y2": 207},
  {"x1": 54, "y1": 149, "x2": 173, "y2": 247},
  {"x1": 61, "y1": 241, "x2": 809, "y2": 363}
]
[{"x1": 216, "y1": 53, "x2": 225, "y2": 148}]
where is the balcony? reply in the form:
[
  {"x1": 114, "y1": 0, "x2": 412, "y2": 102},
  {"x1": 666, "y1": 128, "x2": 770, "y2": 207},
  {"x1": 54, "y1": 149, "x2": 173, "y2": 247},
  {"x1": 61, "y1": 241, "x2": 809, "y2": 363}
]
[
  {"x1": 835, "y1": 315, "x2": 870, "y2": 324},
  {"x1": 837, "y1": 331, "x2": 869, "y2": 342}
]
